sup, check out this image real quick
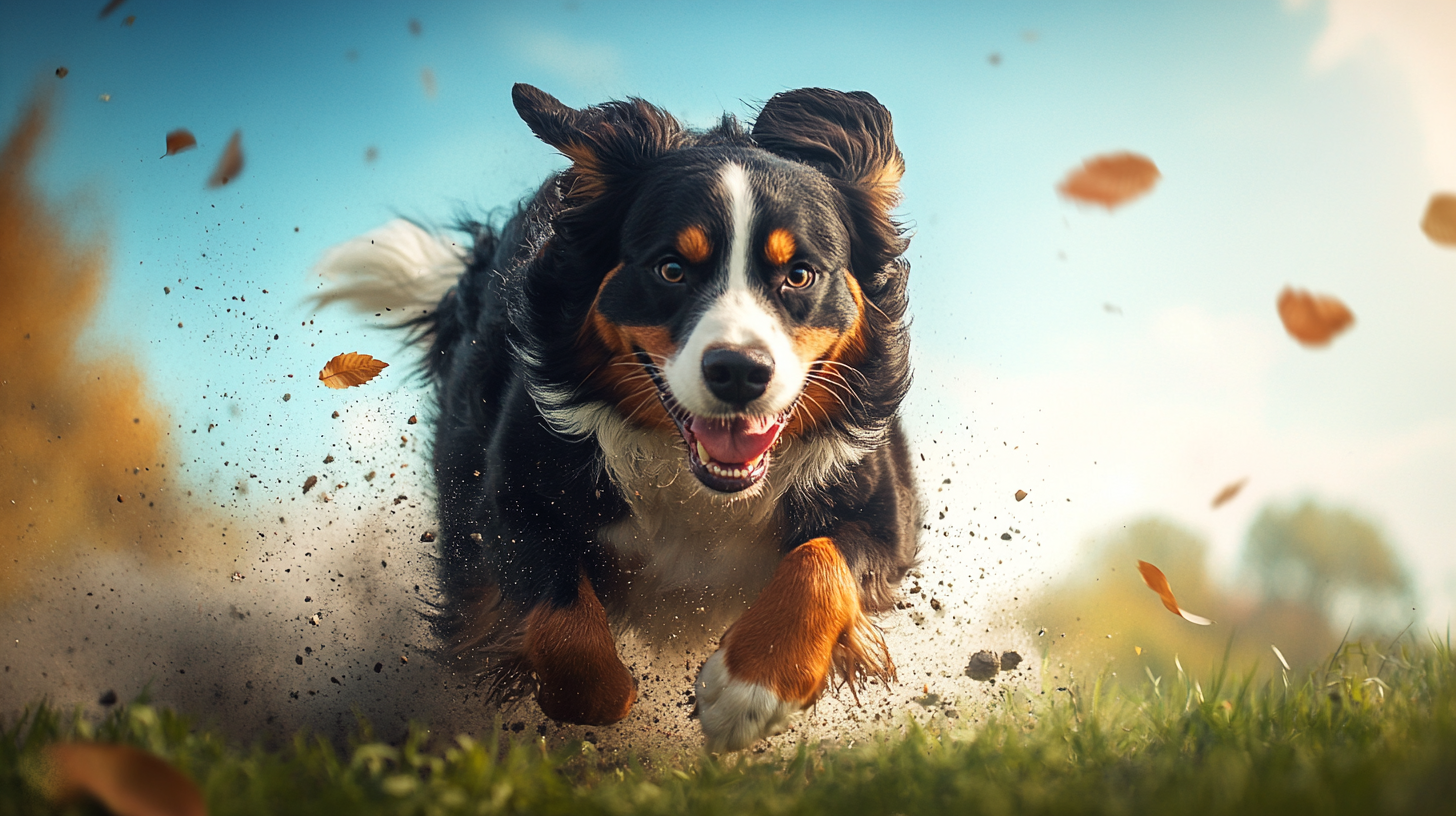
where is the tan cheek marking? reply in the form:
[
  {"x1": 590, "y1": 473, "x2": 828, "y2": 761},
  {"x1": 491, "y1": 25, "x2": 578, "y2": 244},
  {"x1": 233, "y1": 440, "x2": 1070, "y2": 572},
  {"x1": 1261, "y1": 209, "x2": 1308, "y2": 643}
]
[
  {"x1": 579, "y1": 264, "x2": 678, "y2": 431},
  {"x1": 721, "y1": 538, "x2": 893, "y2": 706},
  {"x1": 524, "y1": 576, "x2": 637, "y2": 725},
  {"x1": 675, "y1": 226, "x2": 712, "y2": 264},
  {"x1": 787, "y1": 270, "x2": 868, "y2": 435},
  {"x1": 765, "y1": 228, "x2": 796, "y2": 266}
]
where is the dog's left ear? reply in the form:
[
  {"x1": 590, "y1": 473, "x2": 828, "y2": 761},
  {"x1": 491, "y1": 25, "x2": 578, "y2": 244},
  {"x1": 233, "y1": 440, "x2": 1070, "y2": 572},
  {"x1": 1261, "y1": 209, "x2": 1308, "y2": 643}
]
[
  {"x1": 751, "y1": 89, "x2": 903, "y2": 211},
  {"x1": 751, "y1": 90, "x2": 907, "y2": 271},
  {"x1": 513, "y1": 83, "x2": 684, "y2": 206}
]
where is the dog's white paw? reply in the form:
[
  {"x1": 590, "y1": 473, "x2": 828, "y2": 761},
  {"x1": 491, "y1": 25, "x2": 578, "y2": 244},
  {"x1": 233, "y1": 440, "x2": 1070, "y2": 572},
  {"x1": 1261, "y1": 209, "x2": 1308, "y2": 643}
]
[{"x1": 694, "y1": 650, "x2": 799, "y2": 752}]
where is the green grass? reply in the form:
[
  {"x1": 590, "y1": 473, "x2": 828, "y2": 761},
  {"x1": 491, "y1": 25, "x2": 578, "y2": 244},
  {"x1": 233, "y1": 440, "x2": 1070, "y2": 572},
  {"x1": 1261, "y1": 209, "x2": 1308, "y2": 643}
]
[{"x1": 6, "y1": 637, "x2": 1456, "y2": 815}]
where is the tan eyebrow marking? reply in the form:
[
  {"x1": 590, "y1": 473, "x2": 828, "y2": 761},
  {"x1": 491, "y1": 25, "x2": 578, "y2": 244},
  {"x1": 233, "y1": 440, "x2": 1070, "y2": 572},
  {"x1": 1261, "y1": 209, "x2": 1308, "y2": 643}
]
[
  {"x1": 675, "y1": 225, "x2": 712, "y2": 264},
  {"x1": 765, "y1": 228, "x2": 796, "y2": 266}
]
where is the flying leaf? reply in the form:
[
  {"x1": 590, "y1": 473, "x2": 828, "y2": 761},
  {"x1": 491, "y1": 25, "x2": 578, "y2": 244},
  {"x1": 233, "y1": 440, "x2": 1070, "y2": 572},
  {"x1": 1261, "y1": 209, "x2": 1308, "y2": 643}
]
[
  {"x1": 420, "y1": 68, "x2": 437, "y2": 98},
  {"x1": 1211, "y1": 477, "x2": 1247, "y2": 509},
  {"x1": 1136, "y1": 560, "x2": 1213, "y2": 625},
  {"x1": 1014, "y1": 489, "x2": 1027, "y2": 502},
  {"x1": 45, "y1": 742, "x2": 207, "y2": 816},
  {"x1": 55, "y1": 67, "x2": 69, "y2": 78},
  {"x1": 1058, "y1": 152, "x2": 1160, "y2": 209},
  {"x1": 205, "y1": 130, "x2": 244, "y2": 188},
  {"x1": 1421, "y1": 193, "x2": 1456, "y2": 247},
  {"x1": 98, "y1": 0, "x2": 127, "y2": 19},
  {"x1": 162, "y1": 129, "x2": 196, "y2": 158},
  {"x1": 318, "y1": 352, "x2": 388, "y2": 389},
  {"x1": 1277, "y1": 287, "x2": 1354, "y2": 347}
]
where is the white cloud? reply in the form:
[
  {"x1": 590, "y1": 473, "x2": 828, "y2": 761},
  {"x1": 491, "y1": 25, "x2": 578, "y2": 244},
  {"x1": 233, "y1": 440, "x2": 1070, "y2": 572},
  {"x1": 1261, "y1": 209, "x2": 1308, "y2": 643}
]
[
  {"x1": 512, "y1": 31, "x2": 624, "y2": 91},
  {"x1": 1290, "y1": 0, "x2": 1456, "y2": 184}
]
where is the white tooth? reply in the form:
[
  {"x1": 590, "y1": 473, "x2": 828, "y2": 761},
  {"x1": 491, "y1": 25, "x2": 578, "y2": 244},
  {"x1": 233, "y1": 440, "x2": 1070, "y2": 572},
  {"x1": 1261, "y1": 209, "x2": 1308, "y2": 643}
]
[
  {"x1": 746, "y1": 455, "x2": 761, "y2": 469},
  {"x1": 697, "y1": 441, "x2": 710, "y2": 463}
]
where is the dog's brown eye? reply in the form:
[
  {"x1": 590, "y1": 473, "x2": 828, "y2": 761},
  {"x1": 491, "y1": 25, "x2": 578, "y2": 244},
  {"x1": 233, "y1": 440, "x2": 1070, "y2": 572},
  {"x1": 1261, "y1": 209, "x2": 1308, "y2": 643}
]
[
  {"x1": 657, "y1": 259, "x2": 685, "y2": 283},
  {"x1": 784, "y1": 263, "x2": 815, "y2": 289}
]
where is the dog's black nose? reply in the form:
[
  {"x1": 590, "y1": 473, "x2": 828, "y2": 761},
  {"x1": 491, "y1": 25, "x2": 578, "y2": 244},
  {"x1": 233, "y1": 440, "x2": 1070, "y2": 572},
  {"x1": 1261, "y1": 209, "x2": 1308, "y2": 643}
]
[{"x1": 702, "y1": 347, "x2": 774, "y2": 406}]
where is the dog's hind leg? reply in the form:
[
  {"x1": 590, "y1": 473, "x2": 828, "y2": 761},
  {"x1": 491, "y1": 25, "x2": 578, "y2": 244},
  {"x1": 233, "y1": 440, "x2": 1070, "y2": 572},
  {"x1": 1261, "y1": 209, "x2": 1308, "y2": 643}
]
[
  {"x1": 694, "y1": 537, "x2": 893, "y2": 752},
  {"x1": 523, "y1": 574, "x2": 637, "y2": 725}
]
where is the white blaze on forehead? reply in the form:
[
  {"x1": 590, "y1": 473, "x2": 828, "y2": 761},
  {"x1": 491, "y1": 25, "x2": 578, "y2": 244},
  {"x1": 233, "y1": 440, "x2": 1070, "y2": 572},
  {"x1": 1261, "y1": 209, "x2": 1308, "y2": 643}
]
[
  {"x1": 722, "y1": 163, "x2": 755, "y2": 293},
  {"x1": 660, "y1": 162, "x2": 809, "y2": 418}
]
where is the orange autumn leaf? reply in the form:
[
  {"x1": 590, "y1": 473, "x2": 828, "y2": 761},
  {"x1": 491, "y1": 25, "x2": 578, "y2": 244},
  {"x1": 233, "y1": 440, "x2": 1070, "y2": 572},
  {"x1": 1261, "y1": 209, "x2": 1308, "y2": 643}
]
[
  {"x1": 1136, "y1": 560, "x2": 1213, "y2": 625},
  {"x1": 318, "y1": 352, "x2": 388, "y2": 389},
  {"x1": 1277, "y1": 287, "x2": 1354, "y2": 347},
  {"x1": 1421, "y1": 193, "x2": 1456, "y2": 247},
  {"x1": 1058, "y1": 152, "x2": 1160, "y2": 209},
  {"x1": 162, "y1": 129, "x2": 196, "y2": 158},
  {"x1": 205, "y1": 130, "x2": 243, "y2": 188},
  {"x1": 1211, "y1": 477, "x2": 1247, "y2": 509},
  {"x1": 45, "y1": 742, "x2": 207, "y2": 816}
]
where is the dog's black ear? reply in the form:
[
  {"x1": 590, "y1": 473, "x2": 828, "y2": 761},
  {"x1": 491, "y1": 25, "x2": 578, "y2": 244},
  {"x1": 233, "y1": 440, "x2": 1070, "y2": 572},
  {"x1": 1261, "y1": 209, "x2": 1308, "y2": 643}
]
[
  {"x1": 751, "y1": 89, "x2": 907, "y2": 277},
  {"x1": 512, "y1": 83, "x2": 684, "y2": 204}
]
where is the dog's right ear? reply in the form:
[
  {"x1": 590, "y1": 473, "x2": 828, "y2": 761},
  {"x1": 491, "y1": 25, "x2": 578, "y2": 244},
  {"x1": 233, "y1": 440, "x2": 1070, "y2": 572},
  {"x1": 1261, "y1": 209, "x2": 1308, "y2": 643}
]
[{"x1": 512, "y1": 84, "x2": 684, "y2": 205}]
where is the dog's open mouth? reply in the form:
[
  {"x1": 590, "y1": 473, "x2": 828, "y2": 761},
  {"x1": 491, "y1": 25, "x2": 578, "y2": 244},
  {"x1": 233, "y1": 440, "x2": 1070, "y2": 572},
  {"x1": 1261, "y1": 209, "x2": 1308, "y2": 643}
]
[{"x1": 640, "y1": 354, "x2": 791, "y2": 493}]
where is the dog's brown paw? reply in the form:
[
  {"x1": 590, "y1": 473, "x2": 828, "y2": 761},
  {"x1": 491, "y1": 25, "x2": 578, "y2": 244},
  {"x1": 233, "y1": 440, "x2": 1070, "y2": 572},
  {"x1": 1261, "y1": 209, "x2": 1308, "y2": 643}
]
[{"x1": 525, "y1": 576, "x2": 636, "y2": 725}]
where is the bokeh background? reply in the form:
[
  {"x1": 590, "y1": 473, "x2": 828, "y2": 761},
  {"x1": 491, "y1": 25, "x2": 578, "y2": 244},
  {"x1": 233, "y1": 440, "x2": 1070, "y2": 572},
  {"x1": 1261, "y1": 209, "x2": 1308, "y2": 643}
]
[{"x1": 2, "y1": 0, "x2": 1453, "y2": 746}]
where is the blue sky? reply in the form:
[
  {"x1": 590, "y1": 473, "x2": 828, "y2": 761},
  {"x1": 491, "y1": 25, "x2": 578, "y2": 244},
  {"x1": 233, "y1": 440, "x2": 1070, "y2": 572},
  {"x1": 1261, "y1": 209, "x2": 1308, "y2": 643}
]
[{"x1": 4, "y1": 0, "x2": 1455, "y2": 624}]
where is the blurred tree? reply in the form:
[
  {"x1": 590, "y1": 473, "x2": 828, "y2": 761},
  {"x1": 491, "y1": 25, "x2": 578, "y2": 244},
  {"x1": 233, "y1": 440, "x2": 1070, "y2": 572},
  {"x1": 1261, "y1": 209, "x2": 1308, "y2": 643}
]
[{"x1": 1240, "y1": 500, "x2": 1413, "y2": 632}]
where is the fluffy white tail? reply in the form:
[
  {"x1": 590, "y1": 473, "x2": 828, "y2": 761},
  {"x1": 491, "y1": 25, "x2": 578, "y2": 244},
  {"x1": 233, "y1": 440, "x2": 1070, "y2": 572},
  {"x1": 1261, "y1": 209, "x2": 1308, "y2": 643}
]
[{"x1": 311, "y1": 219, "x2": 467, "y2": 316}]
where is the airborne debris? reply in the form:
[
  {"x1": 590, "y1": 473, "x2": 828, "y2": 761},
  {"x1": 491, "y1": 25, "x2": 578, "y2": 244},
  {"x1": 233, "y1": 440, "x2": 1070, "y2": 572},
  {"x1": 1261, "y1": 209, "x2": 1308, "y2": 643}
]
[
  {"x1": 1136, "y1": 560, "x2": 1213, "y2": 625},
  {"x1": 1058, "y1": 152, "x2": 1160, "y2": 208},
  {"x1": 1211, "y1": 478, "x2": 1248, "y2": 509},
  {"x1": 206, "y1": 130, "x2": 244, "y2": 188},
  {"x1": 1421, "y1": 193, "x2": 1456, "y2": 247},
  {"x1": 1277, "y1": 287, "x2": 1353, "y2": 347},
  {"x1": 162, "y1": 129, "x2": 196, "y2": 157},
  {"x1": 318, "y1": 352, "x2": 388, "y2": 389},
  {"x1": 1015, "y1": 489, "x2": 1027, "y2": 502},
  {"x1": 965, "y1": 650, "x2": 1001, "y2": 681},
  {"x1": 302, "y1": 475, "x2": 318, "y2": 494},
  {"x1": 420, "y1": 531, "x2": 435, "y2": 542}
]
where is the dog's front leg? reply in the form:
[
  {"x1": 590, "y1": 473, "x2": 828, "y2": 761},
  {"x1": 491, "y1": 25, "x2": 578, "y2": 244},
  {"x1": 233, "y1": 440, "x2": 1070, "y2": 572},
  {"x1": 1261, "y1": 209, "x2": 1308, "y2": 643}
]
[
  {"x1": 524, "y1": 574, "x2": 637, "y2": 725},
  {"x1": 694, "y1": 537, "x2": 894, "y2": 751}
]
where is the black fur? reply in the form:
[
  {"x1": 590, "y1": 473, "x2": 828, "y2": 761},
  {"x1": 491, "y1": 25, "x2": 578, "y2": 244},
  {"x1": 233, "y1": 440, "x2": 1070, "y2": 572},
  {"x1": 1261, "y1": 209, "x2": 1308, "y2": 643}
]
[{"x1": 413, "y1": 85, "x2": 919, "y2": 697}]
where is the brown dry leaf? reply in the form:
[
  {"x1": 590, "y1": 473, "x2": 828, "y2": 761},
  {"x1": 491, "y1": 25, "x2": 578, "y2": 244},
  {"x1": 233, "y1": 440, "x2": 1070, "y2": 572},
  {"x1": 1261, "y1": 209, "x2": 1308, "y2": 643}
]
[
  {"x1": 1058, "y1": 152, "x2": 1160, "y2": 209},
  {"x1": 1421, "y1": 193, "x2": 1456, "y2": 247},
  {"x1": 1014, "y1": 489, "x2": 1027, "y2": 502},
  {"x1": 45, "y1": 742, "x2": 206, "y2": 816},
  {"x1": 55, "y1": 67, "x2": 69, "y2": 79},
  {"x1": 205, "y1": 130, "x2": 243, "y2": 188},
  {"x1": 318, "y1": 352, "x2": 388, "y2": 389},
  {"x1": 98, "y1": 0, "x2": 127, "y2": 19},
  {"x1": 1277, "y1": 287, "x2": 1354, "y2": 347},
  {"x1": 162, "y1": 129, "x2": 196, "y2": 158},
  {"x1": 1211, "y1": 477, "x2": 1247, "y2": 509},
  {"x1": 123, "y1": 14, "x2": 135, "y2": 26},
  {"x1": 302, "y1": 475, "x2": 317, "y2": 494},
  {"x1": 1136, "y1": 560, "x2": 1213, "y2": 625}
]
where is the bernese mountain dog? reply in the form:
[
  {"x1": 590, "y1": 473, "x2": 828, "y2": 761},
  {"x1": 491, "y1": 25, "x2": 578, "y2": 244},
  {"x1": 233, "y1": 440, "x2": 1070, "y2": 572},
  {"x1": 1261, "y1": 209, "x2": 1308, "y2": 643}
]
[{"x1": 316, "y1": 84, "x2": 919, "y2": 751}]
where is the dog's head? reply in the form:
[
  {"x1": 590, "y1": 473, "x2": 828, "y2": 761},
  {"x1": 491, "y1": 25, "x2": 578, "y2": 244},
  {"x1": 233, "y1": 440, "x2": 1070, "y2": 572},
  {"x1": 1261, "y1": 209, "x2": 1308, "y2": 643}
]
[{"x1": 514, "y1": 84, "x2": 908, "y2": 495}]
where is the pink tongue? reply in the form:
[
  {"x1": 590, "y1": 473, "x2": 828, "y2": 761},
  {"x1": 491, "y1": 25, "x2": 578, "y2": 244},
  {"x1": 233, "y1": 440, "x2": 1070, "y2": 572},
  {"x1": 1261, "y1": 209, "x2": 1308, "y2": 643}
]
[{"x1": 688, "y1": 415, "x2": 783, "y2": 465}]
